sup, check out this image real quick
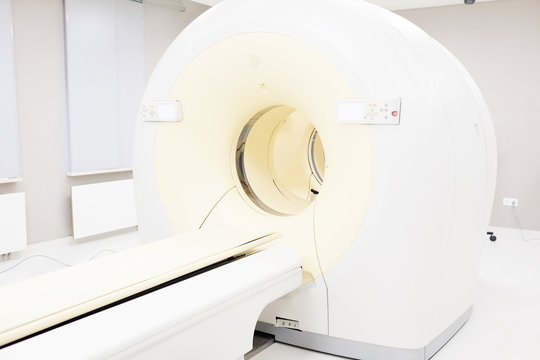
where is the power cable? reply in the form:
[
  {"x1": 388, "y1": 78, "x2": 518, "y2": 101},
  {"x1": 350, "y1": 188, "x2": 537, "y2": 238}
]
[{"x1": 0, "y1": 249, "x2": 118, "y2": 274}]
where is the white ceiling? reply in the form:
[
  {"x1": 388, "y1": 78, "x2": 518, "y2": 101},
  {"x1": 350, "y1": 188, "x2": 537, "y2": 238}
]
[
  {"x1": 189, "y1": 0, "x2": 496, "y2": 11},
  {"x1": 365, "y1": 0, "x2": 496, "y2": 10},
  {"x1": 188, "y1": 0, "x2": 220, "y2": 6}
]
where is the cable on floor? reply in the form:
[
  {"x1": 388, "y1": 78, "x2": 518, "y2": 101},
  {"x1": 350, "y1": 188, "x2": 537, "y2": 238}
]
[
  {"x1": 0, "y1": 249, "x2": 118, "y2": 274},
  {"x1": 512, "y1": 206, "x2": 540, "y2": 242},
  {"x1": 88, "y1": 249, "x2": 118, "y2": 261}
]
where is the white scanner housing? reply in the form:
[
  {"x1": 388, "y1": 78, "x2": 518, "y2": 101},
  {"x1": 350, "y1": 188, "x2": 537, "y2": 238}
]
[{"x1": 134, "y1": 0, "x2": 497, "y2": 358}]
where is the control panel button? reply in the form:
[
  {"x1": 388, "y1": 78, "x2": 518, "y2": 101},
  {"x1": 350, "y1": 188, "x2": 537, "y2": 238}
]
[
  {"x1": 141, "y1": 100, "x2": 183, "y2": 122},
  {"x1": 336, "y1": 97, "x2": 401, "y2": 125}
]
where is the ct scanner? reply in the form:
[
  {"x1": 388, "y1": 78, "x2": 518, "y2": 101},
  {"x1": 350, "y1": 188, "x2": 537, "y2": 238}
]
[{"x1": 0, "y1": 0, "x2": 496, "y2": 359}]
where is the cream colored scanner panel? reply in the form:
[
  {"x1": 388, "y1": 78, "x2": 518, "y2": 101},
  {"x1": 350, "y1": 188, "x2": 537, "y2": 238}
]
[{"x1": 155, "y1": 33, "x2": 373, "y2": 281}]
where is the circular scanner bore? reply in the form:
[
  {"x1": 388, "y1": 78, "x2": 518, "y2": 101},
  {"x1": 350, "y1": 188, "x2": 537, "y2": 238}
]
[{"x1": 236, "y1": 105, "x2": 325, "y2": 216}]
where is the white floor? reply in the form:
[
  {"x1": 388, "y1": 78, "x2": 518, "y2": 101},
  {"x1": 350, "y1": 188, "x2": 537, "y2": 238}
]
[
  {"x1": 1, "y1": 227, "x2": 539, "y2": 359},
  {"x1": 0, "y1": 229, "x2": 140, "y2": 286},
  {"x1": 252, "y1": 227, "x2": 540, "y2": 360}
]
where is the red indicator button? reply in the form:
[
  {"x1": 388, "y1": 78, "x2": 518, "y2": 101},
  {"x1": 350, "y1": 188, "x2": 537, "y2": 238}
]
[{"x1": 392, "y1": 110, "x2": 398, "y2": 117}]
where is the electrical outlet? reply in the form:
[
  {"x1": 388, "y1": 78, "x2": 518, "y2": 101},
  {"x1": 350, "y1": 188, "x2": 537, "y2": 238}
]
[{"x1": 503, "y1": 198, "x2": 519, "y2": 207}]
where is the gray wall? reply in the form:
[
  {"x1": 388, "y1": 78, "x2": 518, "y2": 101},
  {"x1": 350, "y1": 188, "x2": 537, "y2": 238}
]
[
  {"x1": 0, "y1": 0, "x2": 208, "y2": 244},
  {"x1": 397, "y1": 0, "x2": 540, "y2": 231}
]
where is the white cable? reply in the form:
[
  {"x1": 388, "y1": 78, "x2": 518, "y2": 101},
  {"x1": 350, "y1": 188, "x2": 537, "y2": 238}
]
[
  {"x1": 88, "y1": 249, "x2": 118, "y2": 261},
  {"x1": 0, "y1": 249, "x2": 118, "y2": 274},
  {"x1": 512, "y1": 206, "x2": 540, "y2": 242},
  {"x1": 0, "y1": 255, "x2": 71, "y2": 274}
]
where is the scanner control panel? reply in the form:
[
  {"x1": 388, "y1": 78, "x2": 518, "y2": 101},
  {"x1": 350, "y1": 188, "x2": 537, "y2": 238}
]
[
  {"x1": 141, "y1": 101, "x2": 183, "y2": 122},
  {"x1": 336, "y1": 98, "x2": 401, "y2": 125}
]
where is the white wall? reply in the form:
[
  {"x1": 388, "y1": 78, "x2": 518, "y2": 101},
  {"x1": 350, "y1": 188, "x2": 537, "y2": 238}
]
[
  {"x1": 396, "y1": 0, "x2": 540, "y2": 231},
  {"x1": 0, "y1": 0, "x2": 208, "y2": 244},
  {"x1": 144, "y1": 1, "x2": 209, "y2": 80},
  {"x1": 0, "y1": 0, "x2": 21, "y2": 181}
]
